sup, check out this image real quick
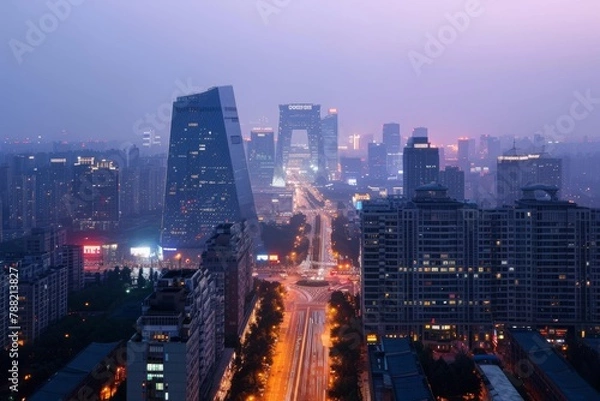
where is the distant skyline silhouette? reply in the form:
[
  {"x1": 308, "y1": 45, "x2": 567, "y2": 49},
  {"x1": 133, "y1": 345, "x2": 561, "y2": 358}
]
[{"x1": 2, "y1": 0, "x2": 599, "y2": 145}]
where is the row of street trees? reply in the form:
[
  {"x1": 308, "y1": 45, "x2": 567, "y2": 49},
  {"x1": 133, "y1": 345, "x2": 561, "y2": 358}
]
[
  {"x1": 226, "y1": 281, "x2": 285, "y2": 400},
  {"x1": 261, "y1": 213, "x2": 311, "y2": 264},
  {"x1": 415, "y1": 342, "x2": 481, "y2": 399},
  {"x1": 327, "y1": 291, "x2": 363, "y2": 401},
  {"x1": 330, "y1": 215, "x2": 360, "y2": 267}
]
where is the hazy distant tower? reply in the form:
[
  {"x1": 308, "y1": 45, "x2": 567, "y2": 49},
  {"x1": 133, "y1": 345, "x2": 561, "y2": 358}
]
[
  {"x1": 382, "y1": 123, "x2": 401, "y2": 177},
  {"x1": 321, "y1": 108, "x2": 339, "y2": 181},
  {"x1": 403, "y1": 128, "x2": 439, "y2": 199}
]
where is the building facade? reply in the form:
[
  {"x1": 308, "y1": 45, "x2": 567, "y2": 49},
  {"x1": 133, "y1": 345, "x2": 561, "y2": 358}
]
[
  {"x1": 202, "y1": 222, "x2": 254, "y2": 346},
  {"x1": 127, "y1": 268, "x2": 216, "y2": 401},
  {"x1": 361, "y1": 185, "x2": 600, "y2": 347},
  {"x1": 382, "y1": 123, "x2": 401, "y2": 177},
  {"x1": 161, "y1": 86, "x2": 256, "y2": 251},
  {"x1": 368, "y1": 143, "x2": 388, "y2": 181},
  {"x1": 496, "y1": 150, "x2": 562, "y2": 206},
  {"x1": 361, "y1": 184, "x2": 489, "y2": 347},
  {"x1": 403, "y1": 128, "x2": 439, "y2": 200},
  {"x1": 247, "y1": 128, "x2": 275, "y2": 189},
  {"x1": 274, "y1": 103, "x2": 323, "y2": 185},
  {"x1": 439, "y1": 166, "x2": 465, "y2": 201},
  {"x1": 321, "y1": 109, "x2": 339, "y2": 181}
]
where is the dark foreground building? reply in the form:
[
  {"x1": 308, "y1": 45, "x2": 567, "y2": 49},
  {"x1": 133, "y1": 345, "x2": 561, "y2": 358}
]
[{"x1": 361, "y1": 185, "x2": 600, "y2": 348}]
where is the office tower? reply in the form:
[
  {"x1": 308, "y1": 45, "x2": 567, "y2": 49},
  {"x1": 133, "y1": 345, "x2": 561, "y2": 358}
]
[
  {"x1": 247, "y1": 128, "x2": 275, "y2": 188},
  {"x1": 8, "y1": 172, "x2": 36, "y2": 231},
  {"x1": 412, "y1": 127, "x2": 428, "y2": 138},
  {"x1": 340, "y1": 157, "x2": 362, "y2": 185},
  {"x1": 161, "y1": 86, "x2": 257, "y2": 250},
  {"x1": 58, "y1": 244, "x2": 84, "y2": 293},
  {"x1": 321, "y1": 109, "x2": 339, "y2": 181},
  {"x1": 35, "y1": 157, "x2": 70, "y2": 227},
  {"x1": 361, "y1": 134, "x2": 375, "y2": 152},
  {"x1": 439, "y1": 166, "x2": 465, "y2": 201},
  {"x1": 71, "y1": 157, "x2": 119, "y2": 230},
  {"x1": 274, "y1": 103, "x2": 322, "y2": 185},
  {"x1": 349, "y1": 134, "x2": 361, "y2": 151},
  {"x1": 382, "y1": 123, "x2": 401, "y2": 177},
  {"x1": 479, "y1": 134, "x2": 501, "y2": 161},
  {"x1": 139, "y1": 155, "x2": 167, "y2": 214},
  {"x1": 142, "y1": 129, "x2": 162, "y2": 148},
  {"x1": 120, "y1": 166, "x2": 140, "y2": 218},
  {"x1": 457, "y1": 138, "x2": 471, "y2": 173},
  {"x1": 202, "y1": 222, "x2": 254, "y2": 347},
  {"x1": 128, "y1": 268, "x2": 216, "y2": 401},
  {"x1": 361, "y1": 185, "x2": 490, "y2": 346},
  {"x1": 496, "y1": 150, "x2": 562, "y2": 206},
  {"x1": 403, "y1": 128, "x2": 439, "y2": 199},
  {"x1": 368, "y1": 143, "x2": 388, "y2": 180}
]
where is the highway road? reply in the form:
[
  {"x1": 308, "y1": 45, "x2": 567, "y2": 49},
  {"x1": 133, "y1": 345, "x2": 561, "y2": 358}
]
[{"x1": 262, "y1": 178, "x2": 360, "y2": 401}]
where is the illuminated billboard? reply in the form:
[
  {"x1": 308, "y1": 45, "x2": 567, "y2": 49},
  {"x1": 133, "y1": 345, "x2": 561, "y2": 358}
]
[
  {"x1": 130, "y1": 247, "x2": 151, "y2": 258},
  {"x1": 83, "y1": 246, "x2": 101, "y2": 255}
]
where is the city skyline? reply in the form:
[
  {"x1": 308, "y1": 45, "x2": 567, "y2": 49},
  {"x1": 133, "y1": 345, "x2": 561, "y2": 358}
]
[
  {"x1": 2, "y1": 1, "x2": 600, "y2": 146},
  {"x1": 3, "y1": 2, "x2": 600, "y2": 400}
]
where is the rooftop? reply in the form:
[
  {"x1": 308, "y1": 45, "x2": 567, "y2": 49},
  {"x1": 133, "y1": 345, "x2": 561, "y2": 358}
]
[
  {"x1": 29, "y1": 342, "x2": 122, "y2": 401},
  {"x1": 509, "y1": 329, "x2": 600, "y2": 401}
]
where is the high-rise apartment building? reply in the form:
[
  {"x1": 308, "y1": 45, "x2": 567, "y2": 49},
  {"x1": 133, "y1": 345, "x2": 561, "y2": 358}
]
[
  {"x1": 361, "y1": 185, "x2": 600, "y2": 346},
  {"x1": 361, "y1": 185, "x2": 489, "y2": 346},
  {"x1": 322, "y1": 109, "x2": 339, "y2": 181},
  {"x1": 161, "y1": 86, "x2": 256, "y2": 251},
  {"x1": 368, "y1": 143, "x2": 388, "y2": 181},
  {"x1": 202, "y1": 222, "x2": 254, "y2": 346},
  {"x1": 58, "y1": 244, "x2": 84, "y2": 293},
  {"x1": 403, "y1": 128, "x2": 439, "y2": 199},
  {"x1": 127, "y1": 268, "x2": 216, "y2": 401},
  {"x1": 382, "y1": 123, "x2": 401, "y2": 177},
  {"x1": 72, "y1": 157, "x2": 119, "y2": 230},
  {"x1": 481, "y1": 185, "x2": 600, "y2": 328}
]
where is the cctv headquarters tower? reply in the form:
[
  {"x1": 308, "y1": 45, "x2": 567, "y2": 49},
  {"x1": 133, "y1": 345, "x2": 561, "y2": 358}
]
[
  {"x1": 273, "y1": 104, "x2": 324, "y2": 186},
  {"x1": 160, "y1": 86, "x2": 257, "y2": 256}
]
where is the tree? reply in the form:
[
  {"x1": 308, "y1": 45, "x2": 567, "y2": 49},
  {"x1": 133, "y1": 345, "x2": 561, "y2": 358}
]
[
  {"x1": 137, "y1": 269, "x2": 146, "y2": 288},
  {"x1": 120, "y1": 266, "x2": 132, "y2": 284}
]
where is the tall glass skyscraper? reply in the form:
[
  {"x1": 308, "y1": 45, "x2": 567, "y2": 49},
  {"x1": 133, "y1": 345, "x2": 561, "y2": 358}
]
[
  {"x1": 321, "y1": 108, "x2": 339, "y2": 181},
  {"x1": 382, "y1": 122, "x2": 401, "y2": 177},
  {"x1": 403, "y1": 127, "x2": 439, "y2": 199},
  {"x1": 161, "y1": 86, "x2": 256, "y2": 251},
  {"x1": 247, "y1": 127, "x2": 275, "y2": 188}
]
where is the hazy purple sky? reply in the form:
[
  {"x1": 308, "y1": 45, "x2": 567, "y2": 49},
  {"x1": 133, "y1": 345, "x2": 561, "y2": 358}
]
[{"x1": 2, "y1": 0, "x2": 599, "y2": 147}]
